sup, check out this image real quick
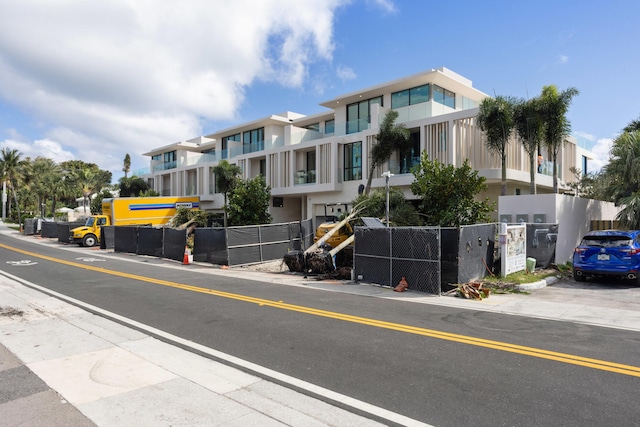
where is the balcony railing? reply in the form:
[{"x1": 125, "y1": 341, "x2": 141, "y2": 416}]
[{"x1": 294, "y1": 170, "x2": 316, "y2": 185}]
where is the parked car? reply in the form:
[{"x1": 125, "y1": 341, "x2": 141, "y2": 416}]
[{"x1": 572, "y1": 230, "x2": 640, "y2": 284}]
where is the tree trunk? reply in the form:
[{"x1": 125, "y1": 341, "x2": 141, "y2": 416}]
[
  {"x1": 500, "y1": 155, "x2": 507, "y2": 196},
  {"x1": 529, "y1": 155, "x2": 537, "y2": 194},
  {"x1": 364, "y1": 163, "x2": 376, "y2": 195},
  {"x1": 552, "y1": 150, "x2": 559, "y2": 193}
]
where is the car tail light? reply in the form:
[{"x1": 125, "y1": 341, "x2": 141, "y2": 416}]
[
  {"x1": 574, "y1": 247, "x2": 587, "y2": 254},
  {"x1": 622, "y1": 248, "x2": 640, "y2": 255}
]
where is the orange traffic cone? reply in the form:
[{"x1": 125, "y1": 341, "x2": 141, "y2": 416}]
[
  {"x1": 183, "y1": 246, "x2": 190, "y2": 265},
  {"x1": 394, "y1": 276, "x2": 409, "y2": 292}
]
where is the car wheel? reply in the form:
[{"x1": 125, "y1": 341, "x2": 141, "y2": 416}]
[
  {"x1": 82, "y1": 234, "x2": 97, "y2": 247},
  {"x1": 573, "y1": 270, "x2": 586, "y2": 282}
]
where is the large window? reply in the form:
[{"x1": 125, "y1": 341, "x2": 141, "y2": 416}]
[
  {"x1": 163, "y1": 150, "x2": 176, "y2": 169},
  {"x1": 343, "y1": 142, "x2": 362, "y2": 181},
  {"x1": 222, "y1": 134, "x2": 240, "y2": 159},
  {"x1": 325, "y1": 119, "x2": 335, "y2": 134},
  {"x1": 347, "y1": 96, "x2": 382, "y2": 134},
  {"x1": 399, "y1": 132, "x2": 420, "y2": 174},
  {"x1": 242, "y1": 127, "x2": 264, "y2": 154},
  {"x1": 433, "y1": 85, "x2": 455, "y2": 108},
  {"x1": 391, "y1": 84, "x2": 430, "y2": 109}
]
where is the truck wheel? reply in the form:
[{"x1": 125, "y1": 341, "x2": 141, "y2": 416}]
[{"x1": 82, "y1": 234, "x2": 97, "y2": 247}]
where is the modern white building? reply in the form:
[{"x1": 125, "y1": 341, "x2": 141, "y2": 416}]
[{"x1": 141, "y1": 67, "x2": 592, "y2": 224}]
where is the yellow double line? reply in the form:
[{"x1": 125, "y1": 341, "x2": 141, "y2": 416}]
[{"x1": 3, "y1": 242, "x2": 640, "y2": 378}]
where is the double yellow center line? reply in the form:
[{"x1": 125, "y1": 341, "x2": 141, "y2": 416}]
[{"x1": 3, "y1": 242, "x2": 640, "y2": 378}]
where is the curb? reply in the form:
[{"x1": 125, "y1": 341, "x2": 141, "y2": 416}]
[{"x1": 515, "y1": 275, "x2": 560, "y2": 291}]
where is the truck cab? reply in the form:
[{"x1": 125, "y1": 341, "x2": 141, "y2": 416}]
[{"x1": 71, "y1": 215, "x2": 110, "y2": 247}]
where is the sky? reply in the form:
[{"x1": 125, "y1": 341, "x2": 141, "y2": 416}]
[{"x1": 0, "y1": 0, "x2": 638, "y2": 181}]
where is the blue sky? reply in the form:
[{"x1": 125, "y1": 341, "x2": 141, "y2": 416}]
[{"x1": 0, "y1": 0, "x2": 638, "y2": 180}]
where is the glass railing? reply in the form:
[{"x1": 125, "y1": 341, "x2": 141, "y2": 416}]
[
  {"x1": 183, "y1": 153, "x2": 219, "y2": 167},
  {"x1": 294, "y1": 170, "x2": 317, "y2": 185},
  {"x1": 152, "y1": 161, "x2": 177, "y2": 172},
  {"x1": 388, "y1": 157, "x2": 420, "y2": 175},
  {"x1": 132, "y1": 167, "x2": 150, "y2": 176}
]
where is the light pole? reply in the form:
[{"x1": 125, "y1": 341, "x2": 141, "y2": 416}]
[{"x1": 381, "y1": 171, "x2": 394, "y2": 227}]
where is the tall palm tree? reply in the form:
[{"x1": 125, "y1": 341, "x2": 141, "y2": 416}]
[
  {"x1": 72, "y1": 168, "x2": 100, "y2": 214},
  {"x1": 212, "y1": 160, "x2": 241, "y2": 227},
  {"x1": 364, "y1": 109, "x2": 410, "y2": 195},
  {"x1": 0, "y1": 148, "x2": 27, "y2": 225},
  {"x1": 476, "y1": 96, "x2": 517, "y2": 196},
  {"x1": 31, "y1": 157, "x2": 62, "y2": 216},
  {"x1": 540, "y1": 85, "x2": 579, "y2": 193},
  {"x1": 123, "y1": 153, "x2": 131, "y2": 178},
  {"x1": 602, "y1": 131, "x2": 640, "y2": 229},
  {"x1": 513, "y1": 97, "x2": 545, "y2": 194}
]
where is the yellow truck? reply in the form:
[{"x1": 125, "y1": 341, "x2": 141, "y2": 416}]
[{"x1": 70, "y1": 196, "x2": 200, "y2": 247}]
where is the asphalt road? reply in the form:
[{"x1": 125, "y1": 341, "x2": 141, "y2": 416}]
[{"x1": 1, "y1": 234, "x2": 640, "y2": 427}]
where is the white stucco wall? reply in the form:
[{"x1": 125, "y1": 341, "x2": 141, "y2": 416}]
[{"x1": 499, "y1": 194, "x2": 622, "y2": 264}]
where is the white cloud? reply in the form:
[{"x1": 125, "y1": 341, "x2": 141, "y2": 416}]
[
  {"x1": 0, "y1": 137, "x2": 75, "y2": 163},
  {"x1": 589, "y1": 137, "x2": 613, "y2": 172},
  {"x1": 366, "y1": 0, "x2": 396, "y2": 13},
  {"x1": 557, "y1": 54, "x2": 569, "y2": 65},
  {"x1": 0, "y1": 0, "x2": 350, "y2": 177},
  {"x1": 336, "y1": 65, "x2": 357, "y2": 81}
]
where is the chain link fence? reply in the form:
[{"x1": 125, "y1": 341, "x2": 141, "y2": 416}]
[{"x1": 353, "y1": 227, "x2": 441, "y2": 294}]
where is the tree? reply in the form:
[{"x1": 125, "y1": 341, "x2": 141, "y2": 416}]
[
  {"x1": 212, "y1": 160, "x2": 242, "y2": 227},
  {"x1": 118, "y1": 176, "x2": 151, "y2": 197},
  {"x1": 476, "y1": 96, "x2": 517, "y2": 196},
  {"x1": 91, "y1": 189, "x2": 114, "y2": 214},
  {"x1": 352, "y1": 186, "x2": 422, "y2": 226},
  {"x1": 410, "y1": 151, "x2": 494, "y2": 226},
  {"x1": 72, "y1": 168, "x2": 100, "y2": 214},
  {"x1": 623, "y1": 117, "x2": 640, "y2": 133},
  {"x1": 601, "y1": 130, "x2": 640, "y2": 229},
  {"x1": 513, "y1": 97, "x2": 545, "y2": 194},
  {"x1": 540, "y1": 85, "x2": 579, "y2": 193},
  {"x1": 30, "y1": 157, "x2": 62, "y2": 216},
  {"x1": 123, "y1": 153, "x2": 131, "y2": 178},
  {"x1": 227, "y1": 176, "x2": 272, "y2": 226},
  {"x1": 364, "y1": 109, "x2": 411, "y2": 195},
  {"x1": 0, "y1": 148, "x2": 27, "y2": 224}
]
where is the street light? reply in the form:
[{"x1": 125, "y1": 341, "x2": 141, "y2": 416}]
[{"x1": 381, "y1": 171, "x2": 394, "y2": 227}]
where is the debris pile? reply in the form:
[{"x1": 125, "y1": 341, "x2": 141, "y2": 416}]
[{"x1": 444, "y1": 282, "x2": 491, "y2": 300}]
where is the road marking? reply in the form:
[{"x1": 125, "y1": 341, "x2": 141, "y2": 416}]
[
  {"x1": 2, "y1": 242, "x2": 640, "y2": 378},
  {"x1": 75, "y1": 257, "x2": 106, "y2": 262},
  {"x1": 5, "y1": 260, "x2": 38, "y2": 266}
]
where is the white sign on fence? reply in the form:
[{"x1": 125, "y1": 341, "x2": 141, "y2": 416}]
[{"x1": 500, "y1": 223, "x2": 526, "y2": 276}]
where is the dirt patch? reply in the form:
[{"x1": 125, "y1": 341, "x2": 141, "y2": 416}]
[{"x1": 0, "y1": 306, "x2": 25, "y2": 317}]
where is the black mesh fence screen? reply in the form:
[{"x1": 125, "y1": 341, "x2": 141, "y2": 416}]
[
  {"x1": 57, "y1": 222, "x2": 83, "y2": 243},
  {"x1": 525, "y1": 223, "x2": 558, "y2": 268},
  {"x1": 114, "y1": 226, "x2": 138, "y2": 254},
  {"x1": 41, "y1": 222, "x2": 58, "y2": 238},
  {"x1": 137, "y1": 227, "x2": 164, "y2": 257},
  {"x1": 226, "y1": 222, "x2": 305, "y2": 266},
  {"x1": 24, "y1": 219, "x2": 37, "y2": 235},
  {"x1": 164, "y1": 228, "x2": 187, "y2": 262},
  {"x1": 193, "y1": 228, "x2": 227, "y2": 264},
  {"x1": 101, "y1": 226, "x2": 115, "y2": 249}
]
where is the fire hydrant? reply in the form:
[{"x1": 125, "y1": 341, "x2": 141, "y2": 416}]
[{"x1": 394, "y1": 276, "x2": 409, "y2": 292}]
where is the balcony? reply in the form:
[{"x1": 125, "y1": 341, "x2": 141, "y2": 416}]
[{"x1": 294, "y1": 170, "x2": 316, "y2": 185}]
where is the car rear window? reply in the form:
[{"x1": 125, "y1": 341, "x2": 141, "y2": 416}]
[{"x1": 581, "y1": 236, "x2": 633, "y2": 247}]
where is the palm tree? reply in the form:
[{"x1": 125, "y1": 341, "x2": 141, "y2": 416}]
[
  {"x1": 364, "y1": 109, "x2": 410, "y2": 195},
  {"x1": 212, "y1": 160, "x2": 241, "y2": 227},
  {"x1": 540, "y1": 85, "x2": 579, "y2": 193},
  {"x1": 602, "y1": 131, "x2": 640, "y2": 230},
  {"x1": 123, "y1": 153, "x2": 131, "y2": 178},
  {"x1": 0, "y1": 148, "x2": 27, "y2": 225},
  {"x1": 31, "y1": 157, "x2": 62, "y2": 216},
  {"x1": 476, "y1": 96, "x2": 517, "y2": 196},
  {"x1": 513, "y1": 97, "x2": 545, "y2": 194},
  {"x1": 72, "y1": 168, "x2": 100, "y2": 214}
]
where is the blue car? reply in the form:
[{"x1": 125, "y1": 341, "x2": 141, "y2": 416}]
[{"x1": 572, "y1": 230, "x2": 640, "y2": 284}]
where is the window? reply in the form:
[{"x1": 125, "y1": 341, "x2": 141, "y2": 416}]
[
  {"x1": 399, "y1": 132, "x2": 420, "y2": 173},
  {"x1": 222, "y1": 133, "x2": 240, "y2": 159},
  {"x1": 151, "y1": 154, "x2": 161, "y2": 161},
  {"x1": 346, "y1": 96, "x2": 382, "y2": 134},
  {"x1": 163, "y1": 150, "x2": 176, "y2": 169},
  {"x1": 306, "y1": 151, "x2": 316, "y2": 183},
  {"x1": 582, "y1": 155, "x2": 588, "y2": 176},
  {"x1": 305, "y1": 123, "x2": 320, "y2": 132},
  {"x1": 391, "y1": 84, "x2": 430, "y2": 109},
  {"x1": 242, "y1": 128, "x2": 264, "y2": 154},
  {"x1": 325, "y1": 119, "x2": 335, "y2": 134},
  {"x1": 433, "y1": 85, "x2": 455, "y2": 108},
  {"x1": 343, "y1": 142, "x2": 362, "y2": 181}
]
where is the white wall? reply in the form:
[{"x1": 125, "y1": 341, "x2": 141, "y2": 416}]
[{"x1": 499, "y1": 194, "x2": 622, "y2": 264}]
